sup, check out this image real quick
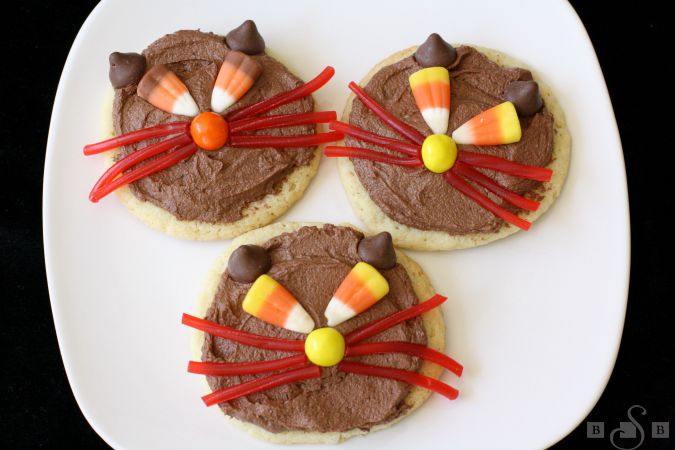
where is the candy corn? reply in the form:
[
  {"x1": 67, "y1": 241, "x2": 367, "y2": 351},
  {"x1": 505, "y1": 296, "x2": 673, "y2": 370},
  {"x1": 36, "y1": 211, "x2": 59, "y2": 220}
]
[
  {"x1": 137, "y1": 65, "x2": 199, "y2": 117},
  {"x1": 211, "y1": 51, "x2": 262, "y2": 113},
  {"x1": 325, "y1": 262, "x2": 389, "y2": 327},
  {"x1": 451, "y1": 101, "x2": 522, "y2": 146},
  {"x1": 242, "y1": 275, "x2": 315, "y2": 334},
  {"x1": 409, "y1": 67, "x2": 451, "y2": 135}
]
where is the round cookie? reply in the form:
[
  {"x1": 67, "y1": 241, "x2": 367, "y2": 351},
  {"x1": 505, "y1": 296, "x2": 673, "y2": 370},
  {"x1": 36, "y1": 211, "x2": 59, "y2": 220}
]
[
  {"x1": 191, "y1": 222, "x2": 446, "y2": 444},
  {"x1": 98, "y1": 28, "x2": 324, "y2": 240},
  {"x1": 337, "y1": 46, "x2": 571, "y2": 251}
]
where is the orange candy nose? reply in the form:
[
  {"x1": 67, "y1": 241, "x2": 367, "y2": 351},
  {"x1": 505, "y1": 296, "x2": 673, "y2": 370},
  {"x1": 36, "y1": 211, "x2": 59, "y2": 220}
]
[{"x1": 190, "y1": 112, "x2": 229, "y2": 151}]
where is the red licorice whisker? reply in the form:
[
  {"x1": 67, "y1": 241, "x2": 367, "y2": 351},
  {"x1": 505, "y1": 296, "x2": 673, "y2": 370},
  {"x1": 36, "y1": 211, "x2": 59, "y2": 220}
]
[
  {"x1": 348, "y1": 82, "x2": 425, "y2": 145},
  {"x1": 229, "y1": 111, "x2": 337, "y2": 133},
  {"x1": 324, "y1": 146, "x2": 423, "y2": 168},
  {"x1": 453, "y1": 161, "x2": 540, "y2": 211},
  {"x1": 89, "y1": 142, "x2": 197, "y2": 202},
  {"x1": 230, "y1": 131, "x2": 343, "y2": 148},
  {"x1": 187, "y1": 354, "x2": 307, "y2": 377},
  {"x1": 89, "y1": 133, "x2": 192, "y2": 196},
  {"x1": 83, "y1": 122, "x2": 190, "y2": 155},
  {"x1": 338, "y1": 361, "x2": 459, "y2": 400},
  {"x1": 346, "y1": 294, "x2": 447, "y2": 345},
  {"x1": 444, "y1": 171, "x2": 531, "y2": 231},
  {"x1": 227, "y1": 66, "x2": 335, "y2": 121},
  {"x1": 181, "y1": 314, "x2": 305, "y2": 352},
  {"x1": 345, "y1": 342, "x2": 463, "y2": 377},
  {"x1": 458, "y1": 151, "x2": 553, "y2": 182},
  {"x1": 328, "y1": 121, "x2": 419, "y2": 157},
  {"x1": 202, "y1": 365, "x2": 321, "y2": 407}
]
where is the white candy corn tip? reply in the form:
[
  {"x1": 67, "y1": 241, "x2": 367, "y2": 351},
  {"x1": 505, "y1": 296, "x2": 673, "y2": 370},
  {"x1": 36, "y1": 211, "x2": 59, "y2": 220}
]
[
  {"x1": 324, "y1": 298, "x2": 356, "y2": 327},
  {"x1": 173, "y1": 92, "x2": 200, "y2": 117},
  {"x1": 285, "y1": 304, "x2": 315, "y2": 334},
  {"x1": 450, "y1": 125, "x2": 472, "y2": 145},
  {"x1": 211, "y1": 88, "x2": 236, "y2": 114},
  {"x1": 421, "y1": 108, "x2": 449, "y2": 135}
]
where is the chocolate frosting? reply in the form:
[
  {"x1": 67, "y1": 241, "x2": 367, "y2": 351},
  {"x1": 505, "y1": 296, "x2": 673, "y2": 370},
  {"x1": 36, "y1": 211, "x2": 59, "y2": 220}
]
[
  {"x1": 112, "y1": 30, "x2": 315, "y2": 224},
  {"x1": 108, "y1": 52, "x2": 146, "y2": 88},
  {"x1": 504, "y1": 80, "x2": 543, "y2": 116},
  {"x1": 203, "y1": 225, "x2": 426, "y2": 433},
  {"x1": 358, "y1": 232, "x2": 396, "y2": 270},
  {"x1": 227, "y1": 245, "x2": 271, "y2": 283},
  {"x1": 414, "y1": 33, "x2": 457, "y2": 68},
  {"x1": 348, "y1": 46, "x2": 554, "y2": 234},
  {"x1": 225, "y1": 20, "x2": 266, "y2": 55}
]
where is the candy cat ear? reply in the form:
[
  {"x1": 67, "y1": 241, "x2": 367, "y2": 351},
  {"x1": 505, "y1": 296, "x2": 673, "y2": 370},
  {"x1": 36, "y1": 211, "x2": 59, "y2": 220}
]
[
  {"x1": 452, "y1": 101, "x2": 521, "y2": 145},
  {"x1": 211, "y1": 51, "x2": 262, "y2": 113},
  {"x1": 324, "y1": 262, "x2": 389, "y2": 327},
  {"x1": 137, "y1": 64, "x2": 199, "y2": 117},
  {"x1": 242, "y1": 275, "x2": 315, "y2": 334},
  {"x1": 409, "y1": 67, "x2": 450, "y2": 135}
]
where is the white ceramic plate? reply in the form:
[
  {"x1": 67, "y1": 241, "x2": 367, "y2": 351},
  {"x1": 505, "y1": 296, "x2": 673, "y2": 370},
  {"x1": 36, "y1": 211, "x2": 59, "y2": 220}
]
[{"x1": 44, "y1": 0, "x2": 629, "y2": 448}]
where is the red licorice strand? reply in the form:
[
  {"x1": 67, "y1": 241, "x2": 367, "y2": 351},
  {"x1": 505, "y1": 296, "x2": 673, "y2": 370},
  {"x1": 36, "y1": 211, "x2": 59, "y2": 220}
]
[
  {"x1": 229, "y1": 111, "x2": 337, "y2": 133},
  {"x1": 181, "y1": 314, "x2": 305, "y2": 352},
  {"x1": 202, "y1": 365, "x2": 321, "y2": 407},
  {"x1": 338, "y1": 361, "x2": 459, "y2": 400},
  {"x1": 230, "y1": 131, "x2": 343, "y2": 148},
  {"x1": 187, "y1": 354, "x2": 308, "y2": 376},
  {"x1": 324, "y1": 146, "x2": 423, "y2": 168},
  {"x1": 348, "y1": 82, "x2": 425, "y2": 145},
  {"x1": 83, "y1": 121, "x2": 190, "y2": 155},
  {"x1": 453, "y1": 161, "x2": 540, "y2": 212},
  {"x1": 445, "y1": 171, "x2": 531, "y2": 231},
  {"x1": 345, "y1": 342, "x2": 463, "y2": 377},
  {"x1": 227, "y1": 67, "x2": 335, "y2": 121},
  {"x1": 328, "y1": 120, "x2": 419, "y2": 157},
  {"x1": 89, "y1": 143, "x2": 197, "y2": 202},
  {"x1": 458, "y1": 151, "x2": 553, "y2": 182},
  {"x1": 345, "y1": 294, "x2": 447, "y2": 345},
  {"x1": 89, "y1": 133, "x2": 192, "y2": 196}
]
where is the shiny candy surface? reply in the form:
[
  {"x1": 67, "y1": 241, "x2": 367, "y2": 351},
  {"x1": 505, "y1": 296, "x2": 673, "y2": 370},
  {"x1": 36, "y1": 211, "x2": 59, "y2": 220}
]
[
  {"x1": 190, "y1": 112, "x2": 229, "y2": 151},
  {"x1": 304, "y1": 328, "x2": 346, "y2": 367},
  {"x1": 421, "y1": 134, "x2": 457, "y2": 173}
]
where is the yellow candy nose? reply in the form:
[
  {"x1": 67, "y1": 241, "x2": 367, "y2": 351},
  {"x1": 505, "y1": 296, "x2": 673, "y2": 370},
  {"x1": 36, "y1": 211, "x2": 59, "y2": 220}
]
[
  {"x1": 421, "y1": 134, "x2": 458, "y2": 173},
  {"x1": 304, "y1": 328, "x2": 345, "y2": 367}
]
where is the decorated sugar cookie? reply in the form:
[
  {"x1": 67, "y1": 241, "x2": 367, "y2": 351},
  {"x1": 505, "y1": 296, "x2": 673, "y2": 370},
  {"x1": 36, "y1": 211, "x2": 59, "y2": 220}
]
[
  {"x1": 326, "y1": 33, "x2": 571, "y2": 250},
  {"x1": 85, "y1": 21, "x2": 342, "y2": 240},
  {"x1": 183, "y1": 223, "x2": 461, "y2": 444}
]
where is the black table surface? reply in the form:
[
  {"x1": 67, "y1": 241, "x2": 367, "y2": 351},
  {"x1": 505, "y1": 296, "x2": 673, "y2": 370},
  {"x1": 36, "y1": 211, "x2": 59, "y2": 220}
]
[{"x1": 1, "y1": 1, "x2": 673, "y2": 449}]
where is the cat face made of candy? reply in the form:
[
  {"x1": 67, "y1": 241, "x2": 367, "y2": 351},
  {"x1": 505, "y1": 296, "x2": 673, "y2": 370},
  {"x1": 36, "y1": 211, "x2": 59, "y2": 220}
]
[
  {"x1": 84, "y1": 50, "x2": 341, "y2": 202},
  {"x1": 181, "y1": 232, "x2": 463, "y2": 407}
]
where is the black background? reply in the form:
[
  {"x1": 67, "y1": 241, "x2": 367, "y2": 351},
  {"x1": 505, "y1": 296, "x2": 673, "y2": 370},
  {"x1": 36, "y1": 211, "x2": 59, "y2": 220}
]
[{"x1": 1, "y1": 1, "x2": 673, "y2": 449}]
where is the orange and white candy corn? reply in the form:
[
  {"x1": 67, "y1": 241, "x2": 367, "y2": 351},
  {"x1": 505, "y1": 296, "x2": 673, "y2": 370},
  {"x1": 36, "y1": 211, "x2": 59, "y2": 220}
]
[
  {"x1": 324, "y1": 262, "x2": 389, "y2": 326},
  {"x1": 211, "y1": 51, "x2": 262, "y2": 113},
  {"x1": 137, "y1": 64, "x2": 199, "y2": 117},
  {"x1": 409, "y1": 67, "x2": 451, "y2": 135},
  {"x1": 451, "y1": 101, "x2": 522, "y2": 146},
  {"x1": 242, "y1": 275, "x2": 314, "y2": 334}
]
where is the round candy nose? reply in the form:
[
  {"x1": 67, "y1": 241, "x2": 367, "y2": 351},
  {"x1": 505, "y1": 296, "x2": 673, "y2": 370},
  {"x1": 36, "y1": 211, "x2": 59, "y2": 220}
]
[
  {"x1": 304, "y1": 327, "x2": 345, "y2": 367},
  {"x1": 190, "y1": 112, "x2": 229, "y2": 151},
  {"x1": 421, "y1": 134, "x2": 457, "y2": 173}
]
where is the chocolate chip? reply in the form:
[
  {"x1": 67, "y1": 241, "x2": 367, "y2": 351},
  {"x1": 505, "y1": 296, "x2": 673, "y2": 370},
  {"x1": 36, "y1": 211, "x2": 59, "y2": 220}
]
[
  {"x1": 414, "y1": 33, "x2": 457, "y2": 68},
  {"x1": 503, "y1": 80, "x2": 543, "y2": 116},
  {"x1": 358, "y1": 232, "x2": 396, "y2": 270},
  {"x1": 108, "y1": 52, "x2": 146, "y2": 88},
  {"x1": 227, "y1": 245, "x2": 271, "y2": 283},
  {"x1": 225, "y1": 20, "x2": 265, "y2": 55}
]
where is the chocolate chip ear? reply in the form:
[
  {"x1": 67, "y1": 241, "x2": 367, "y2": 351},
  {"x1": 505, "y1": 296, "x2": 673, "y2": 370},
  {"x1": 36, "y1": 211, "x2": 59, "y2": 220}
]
[
  {"x1": 109, "y1": 52, "x2": 146, "y2": 88},
  {"x1": 227, "y1": 245, "x2": 271, "y2": 283},
  {"x1": 414, "y1": 33, "x2": 457, "y2": 68},
  {"x1": 225, "y1": 20, "x2": 265, "y2": 55},
  {"x1": 503, "y1": 80, "x2": 543, "y2": 116},
  {"x1": 358, "y1": 232, "x2": 396, "y2": 270}
]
